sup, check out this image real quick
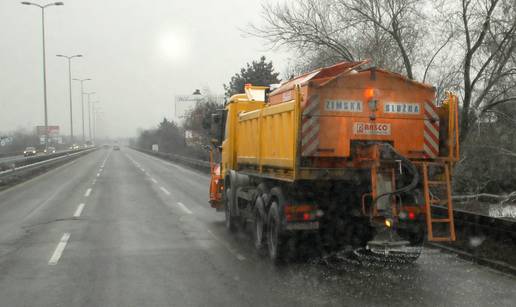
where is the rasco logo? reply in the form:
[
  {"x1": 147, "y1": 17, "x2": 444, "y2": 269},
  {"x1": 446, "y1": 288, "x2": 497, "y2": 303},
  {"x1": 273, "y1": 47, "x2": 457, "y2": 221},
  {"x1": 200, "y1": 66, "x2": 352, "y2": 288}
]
[
  {"x1": 384, "y1": 102, "x2": 420, "y2": 114},
  {"x1": 353, "y1": 122, "x2": 391, "y2": 135},
  {"x1": 325, "y1": 100, "x2": 363, "y2": 112}
]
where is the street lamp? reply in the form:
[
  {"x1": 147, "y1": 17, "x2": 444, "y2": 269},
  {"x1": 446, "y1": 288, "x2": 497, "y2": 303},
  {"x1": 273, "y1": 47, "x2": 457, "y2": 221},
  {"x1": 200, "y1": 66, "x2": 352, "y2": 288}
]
[
  {"x1": 56, "y1": 54, "x2": 82, "y2": 143},
  {"x1": 91, "y1": 102, "x2": 102, "y2": 142},
  {"x1": 73, "y1": 78, "x2": 91, "y2": 142},
  {"x1": 95, "y1": 110, "x2": 106, "y2": 143},
  {"x1": 192, "y1": 89, "x2": 203, "y2": 105},
  {"x1": 21, "y1": 1, "x2": 64, "y2": 148},
  {"x1": 83, "y1": 92, "x2": 95, "y2": 141}
]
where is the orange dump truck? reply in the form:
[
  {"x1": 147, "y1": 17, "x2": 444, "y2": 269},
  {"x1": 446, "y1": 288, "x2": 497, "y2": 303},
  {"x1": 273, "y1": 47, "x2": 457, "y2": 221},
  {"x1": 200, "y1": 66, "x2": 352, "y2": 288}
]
[{"x1": 209, "y1": 61, "x2": 459, "y2": 262}]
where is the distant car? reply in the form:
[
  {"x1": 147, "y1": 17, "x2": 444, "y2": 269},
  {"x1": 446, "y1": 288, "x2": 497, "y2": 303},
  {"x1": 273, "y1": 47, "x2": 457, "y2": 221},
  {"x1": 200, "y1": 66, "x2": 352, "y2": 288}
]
[
  {"x1": 113, "y1": 145, "x2": 120, "y2": 151},
  {"x1": 23, "y1": 146, "x2": 37, "y2": 157},
  {"x1": 102, "y1": 144, "x2": 110, "y2": 149},
  {"x1": 44, "y1": 146, "x2": 56, "y2": 154},
  {"x1": 69, "y1": 144, "x2": 80, "y2": 150}
]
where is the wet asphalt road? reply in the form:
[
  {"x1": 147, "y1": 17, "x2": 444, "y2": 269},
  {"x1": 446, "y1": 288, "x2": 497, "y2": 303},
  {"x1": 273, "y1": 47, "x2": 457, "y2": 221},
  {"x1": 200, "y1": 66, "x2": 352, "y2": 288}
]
[{"x1": 0, "y1": 148, "x2": 514, "y2": 307}]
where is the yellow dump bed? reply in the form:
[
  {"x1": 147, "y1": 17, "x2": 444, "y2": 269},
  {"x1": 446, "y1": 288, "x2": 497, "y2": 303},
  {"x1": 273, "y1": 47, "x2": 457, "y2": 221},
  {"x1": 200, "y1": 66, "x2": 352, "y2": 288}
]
[
  {"x1": 232, "y1": 61, "x2": 451, "y2": 181},
  {"x1": 236, "y1": 98, "x2": 299, "y2": 176}
]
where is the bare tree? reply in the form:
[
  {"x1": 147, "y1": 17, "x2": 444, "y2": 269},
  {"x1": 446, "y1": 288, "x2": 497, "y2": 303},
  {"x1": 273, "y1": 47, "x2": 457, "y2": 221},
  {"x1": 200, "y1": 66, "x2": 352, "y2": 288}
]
[
  {"x1": 248, "y1": 0, "x2": 356, "y2": 61},
  {"x1": 452, "y1": 0, "x2": 516, "y2": 139},
  {"x1": 282, "y1": 48, "x2": 357, "y2": 79},
  {"x1": 336, "y1": 0, "x2": 426, "y2": 79},
  {"x1": 251, "y1": 0, "x2": 515, "y2": 140},
  {"x1": 248, "y1": 0, "x2": 423, "y2": 74}
]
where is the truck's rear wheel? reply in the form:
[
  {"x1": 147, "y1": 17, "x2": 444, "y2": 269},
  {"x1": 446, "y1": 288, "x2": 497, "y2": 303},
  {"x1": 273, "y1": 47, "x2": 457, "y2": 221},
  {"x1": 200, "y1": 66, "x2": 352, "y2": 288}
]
[
  {"x1": 253, "y1": 205, "x2": 266, "y2": 252},
  {"x1": 224, "y1": 187, "x2": 237, "y2": 232},
  {"x1": 267, "y1": 201, "x2": 288, "y2": 263}
]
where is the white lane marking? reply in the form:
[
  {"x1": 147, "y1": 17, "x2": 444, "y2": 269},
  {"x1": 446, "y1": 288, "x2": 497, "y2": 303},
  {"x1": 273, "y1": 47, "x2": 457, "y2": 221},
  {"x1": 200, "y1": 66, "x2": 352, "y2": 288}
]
[
  {"x1": 126, "y1": 154, "x2": 148, "y2": 174},
  {"x1": 176, "y1": 202, "x2": 193, "y2": 214},
  {"x1": 151, "y1": 178, "x2": 158, "y2": 184},
  {"x1": 73, "y1": 203, "x2": 85, "y2": 217},
  {"x1": 132, "y1": 149, "x2": 207, "y2": 180},
  {"x1": 160, "y1": 186, "x2": 171, "y2": 196},
  {"x1": 100, "y1": 150, "x2": 111, "y2": 167},
  {"x1": 48, "y1": 233, "x2": 71, "y2": 265},
  {"x1": 96, "y1": 173, "x2": 100, "y2": 177},
  {"x1": 84, "y1": 188, "x2": 92, "y2": 197},
  {"x1": 207, "y1": 230, "x2": 246, "y2": 261}
]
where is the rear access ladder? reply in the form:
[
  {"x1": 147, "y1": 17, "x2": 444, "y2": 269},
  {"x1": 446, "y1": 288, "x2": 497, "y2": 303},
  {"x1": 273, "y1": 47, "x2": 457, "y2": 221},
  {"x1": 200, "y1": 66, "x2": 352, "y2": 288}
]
[{"x1": 421, "y1": 162, "x2": 456, "y2": 241}]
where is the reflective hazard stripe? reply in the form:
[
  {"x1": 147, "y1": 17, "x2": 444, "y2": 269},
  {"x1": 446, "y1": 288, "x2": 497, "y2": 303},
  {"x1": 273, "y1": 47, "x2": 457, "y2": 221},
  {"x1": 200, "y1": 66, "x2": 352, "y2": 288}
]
[
  {"x1": 301, "y1": 95, "x2": 320, "y2": 156},
  {"x1": 423, "y1": 102, "x2": 439, "y2": 158}
]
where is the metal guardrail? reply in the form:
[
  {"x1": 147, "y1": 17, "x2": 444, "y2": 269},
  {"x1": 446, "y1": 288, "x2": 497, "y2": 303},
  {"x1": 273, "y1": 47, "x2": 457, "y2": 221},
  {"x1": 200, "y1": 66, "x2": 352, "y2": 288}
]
[
  {"x1": 0, "y1": 148, "x2": 90, "y2": 170},
  {"x1": 0, "y1": 148, "x2": 96, "y2": 179}
]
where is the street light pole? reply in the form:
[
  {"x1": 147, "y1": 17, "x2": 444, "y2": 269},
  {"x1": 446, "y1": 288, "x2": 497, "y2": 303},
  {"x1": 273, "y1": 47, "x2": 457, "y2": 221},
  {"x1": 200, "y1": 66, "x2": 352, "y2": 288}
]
[
  {"x1": 91, "y1": 102, "x2": 100, "y2": 142},
  {"x1": 73, "y1": 78, "x2": 91, "y2": 143},
  {"x1": 93, "y1": 109, "x2": 97, "y2": 142},
  {"x1": 94, "y1": 110, "x2": 105, "y2": 142},
  {"x1": 57, "y1": 54, "x2": 82, "y2": 144},
  {"x1": 21, "y1": 1, "x2": 64, "y2": 148},
  {"x1": 83, "y1": 92, "x2": 95, "y2": 141}
]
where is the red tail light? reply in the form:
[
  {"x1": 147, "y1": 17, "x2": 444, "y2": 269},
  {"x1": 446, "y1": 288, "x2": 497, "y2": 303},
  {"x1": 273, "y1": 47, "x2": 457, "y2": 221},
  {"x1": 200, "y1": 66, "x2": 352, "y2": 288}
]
[{"x1": 284, "y1": 204, "x2": 317, "y2": 222}]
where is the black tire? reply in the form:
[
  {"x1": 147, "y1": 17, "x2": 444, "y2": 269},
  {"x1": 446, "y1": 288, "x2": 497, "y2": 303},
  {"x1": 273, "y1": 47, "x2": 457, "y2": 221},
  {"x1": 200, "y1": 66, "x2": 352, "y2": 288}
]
[
  {"x1": 253, "y1": 204, "x2": 266, "y2": 253},
  {"x1": 267, "y1": 201, "x2": 288, "y2": 263},
  {"x1": 224, "y1": 187, "x2": 237, "y2": 233}
]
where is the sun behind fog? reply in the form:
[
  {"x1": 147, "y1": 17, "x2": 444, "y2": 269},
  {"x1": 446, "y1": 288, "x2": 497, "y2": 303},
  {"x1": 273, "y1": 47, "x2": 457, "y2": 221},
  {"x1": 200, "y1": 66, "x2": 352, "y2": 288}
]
[{"x1": 158, "y1": 30, "x2": 189, "y2": 61}]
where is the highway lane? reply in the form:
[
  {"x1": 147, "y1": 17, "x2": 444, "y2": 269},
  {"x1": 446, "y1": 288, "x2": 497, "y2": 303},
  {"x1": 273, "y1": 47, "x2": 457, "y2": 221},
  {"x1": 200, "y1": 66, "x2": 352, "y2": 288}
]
[{"x1": 0, "y1": 148, "x2": 514, "y2": 306}]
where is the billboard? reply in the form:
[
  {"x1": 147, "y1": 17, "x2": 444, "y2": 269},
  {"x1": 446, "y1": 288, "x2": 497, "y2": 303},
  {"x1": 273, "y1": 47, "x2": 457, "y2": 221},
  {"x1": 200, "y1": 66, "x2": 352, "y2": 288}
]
[
  {"x1": 36, "y1": 126, "x2": 61, "y2": 144},
  {"x1": 174, "y1": 94, "x2": 225, "y2": 119},
  {"x1": 36, "y1": 125, "x2": 60, "y2": 137}
]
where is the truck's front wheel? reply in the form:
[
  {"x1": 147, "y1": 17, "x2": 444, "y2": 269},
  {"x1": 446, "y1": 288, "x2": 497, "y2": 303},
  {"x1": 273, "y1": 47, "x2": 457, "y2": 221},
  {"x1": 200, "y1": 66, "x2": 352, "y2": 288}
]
[{"x1": 267, "y1": 201, "x2": 288, "y2": 263}]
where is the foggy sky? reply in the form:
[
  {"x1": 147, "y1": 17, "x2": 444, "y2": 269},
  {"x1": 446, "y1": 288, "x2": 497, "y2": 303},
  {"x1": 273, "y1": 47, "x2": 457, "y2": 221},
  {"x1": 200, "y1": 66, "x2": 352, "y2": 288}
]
[{"x1": 0, "y1": 0, "x2": 289, "y2": 138}]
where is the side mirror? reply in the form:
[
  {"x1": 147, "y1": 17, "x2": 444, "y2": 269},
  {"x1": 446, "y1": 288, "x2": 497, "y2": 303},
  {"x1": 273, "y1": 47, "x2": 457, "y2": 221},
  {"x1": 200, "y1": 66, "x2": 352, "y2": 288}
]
[
  {"x1": 212, "y1": 113, "x2": 221, "y2": 124},
  {"x1": 210, "y1": 113, "x2": 222, "y2": 145}
]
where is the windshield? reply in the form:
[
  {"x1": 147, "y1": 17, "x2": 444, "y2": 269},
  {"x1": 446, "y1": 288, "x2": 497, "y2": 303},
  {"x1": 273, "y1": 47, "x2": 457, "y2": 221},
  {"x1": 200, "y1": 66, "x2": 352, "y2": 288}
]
[{"x1": 0, "y1": 1, "x2": 514, "y2": 306}]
